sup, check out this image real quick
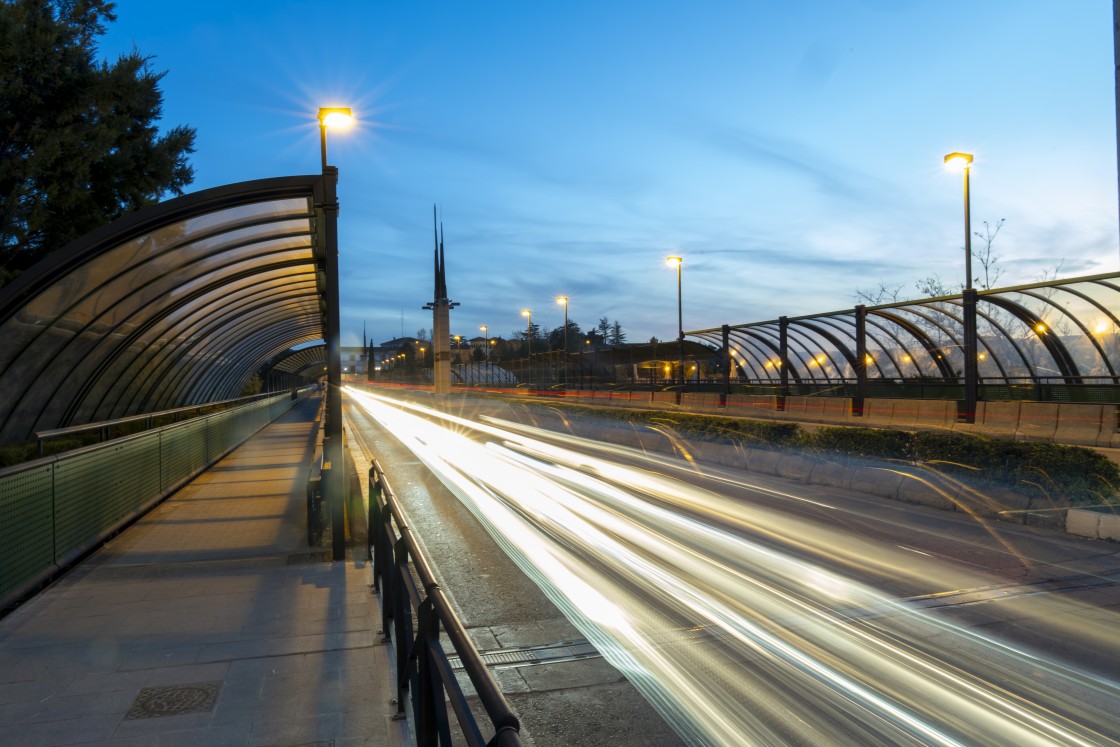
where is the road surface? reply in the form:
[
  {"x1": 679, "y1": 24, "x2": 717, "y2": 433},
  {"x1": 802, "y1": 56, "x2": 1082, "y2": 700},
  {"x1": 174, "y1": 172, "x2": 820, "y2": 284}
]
[{"x1": 345, "y1": 387, "x2": 1120, "y2": 746}]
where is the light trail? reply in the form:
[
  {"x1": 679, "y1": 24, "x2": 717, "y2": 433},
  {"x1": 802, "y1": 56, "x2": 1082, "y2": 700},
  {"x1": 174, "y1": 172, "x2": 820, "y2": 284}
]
[{"x1": 347, "y1": 387, "x2": 1120, "y2": 746}]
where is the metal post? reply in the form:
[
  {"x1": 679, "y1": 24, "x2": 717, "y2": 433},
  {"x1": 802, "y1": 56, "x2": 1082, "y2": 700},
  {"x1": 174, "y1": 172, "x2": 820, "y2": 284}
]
[
  {"x1": 482, "y1": 326, "x2": 489, "y2": 385},
  {"x1": 1114, "y1": 0, "x2": 1120, "y2": 263},
  {"x1": 779, "y1": 316, "x2": 789, "y2": 410},
  {"x1": 319, "y1": 166, "x2": 345, "y2": 562},
  {"x1": 963, "y1": 164, "x2": 972, "y2": 291},
  {"x1": 562, "y1": 301, "x2": 568, "y2": 389},
  {"x1": 963, "y1": 288, "x2": 979, "y2": 423},
  {"x1": 578, "y1": 344, "x2": 583, "y2": 391},
  {"x1": 855, "y1": 305, "x2": 867, "y2": 417},
  {"x1": 676, "y1": 260, "x2": 685, "y2": 389},
  {"x1": 962, "y1": 159, "x2": 978, "y2": 424},
  {"x1": 525, "y1": 311, "x2": 531, "y2": 388},
  {"x1": 721, "y1": 324, "x2": 731, "y2": 398}
]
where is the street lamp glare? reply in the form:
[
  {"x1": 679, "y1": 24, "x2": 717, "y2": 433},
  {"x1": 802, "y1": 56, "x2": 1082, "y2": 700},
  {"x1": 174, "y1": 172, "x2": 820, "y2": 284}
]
[
  {"x1": 943, "y1": 151, "x2": 973, "y2": 170},
  {"x1": 318, "y1": 107, "x2": 353, "y2": 129},
  {"x1": 665, "y1": 256, "x2": 682, "y2": 267},
  {"x1": 556, "y1": 296, "x2": 568, "y2": 306},
  {"x1": 521, "y1": 309, "x2": 531, "y2": 317},
  {"x1": 317, "y1": 106, "x2": 352, "y2": 172}
]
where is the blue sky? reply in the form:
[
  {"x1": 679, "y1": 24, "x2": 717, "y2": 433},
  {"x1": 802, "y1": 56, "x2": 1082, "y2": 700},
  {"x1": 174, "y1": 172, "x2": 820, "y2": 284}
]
[{"x1": 100, "y1": 1, "x2": 1118, "y2": 346}]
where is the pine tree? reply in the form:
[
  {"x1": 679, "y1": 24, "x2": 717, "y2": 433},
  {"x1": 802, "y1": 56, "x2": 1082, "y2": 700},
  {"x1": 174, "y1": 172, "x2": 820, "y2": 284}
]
[
  {"x1": 609, "y1": 320, "x2": 626, "y2": 345},
  {"x1": 0, "y1": 0, "x2": 196, "y2": 283}
]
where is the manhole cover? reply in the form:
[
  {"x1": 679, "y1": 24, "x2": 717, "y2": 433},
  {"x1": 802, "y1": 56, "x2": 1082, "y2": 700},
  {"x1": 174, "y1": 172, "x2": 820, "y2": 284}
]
[
  {"x1": 287, "y1": 551, "x2": 333, "y2": 565},
  {"x1": 125, "y1": 681, "x2": 221, "y2": 720}
]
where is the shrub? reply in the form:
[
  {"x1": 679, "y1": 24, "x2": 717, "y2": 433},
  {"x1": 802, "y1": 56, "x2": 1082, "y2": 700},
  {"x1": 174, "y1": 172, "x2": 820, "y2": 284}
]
[
  {"x1": 801, "y1": 427, "x2": 915, "y2": 461},
  {"x1": 521, "y1": 400, "x2": 1120, "y2": 506}
]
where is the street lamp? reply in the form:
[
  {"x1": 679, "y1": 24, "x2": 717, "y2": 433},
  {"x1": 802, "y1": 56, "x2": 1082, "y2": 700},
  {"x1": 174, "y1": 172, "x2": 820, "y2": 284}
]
[
  {"x1": 480, "y1": 325, "x2": 489, "y2": 384},
  {"x1": 316, "y1": 105, "x2": 352, "y2": 562},
  {"x1": 318, "y1": 107, "x2": 352, "y2": 172},
  {"x1": 665, "y1": 256, "x2": 684, "y2": 387},
  {"x1": 944, "y1": 152, "x2": 973, "y2": 289},
  {"x1": 521, "y1": 310, "x2": 532, "y2": 356},
  {"x1": 556, "y1": 296, "x2": 569, "y2": 389},
  {"x1": 557, "y1": 295, "x2": 573, "y2": 351},
  {"x1": 945, "y1": 151, "x2": 977, "y2": 423}
]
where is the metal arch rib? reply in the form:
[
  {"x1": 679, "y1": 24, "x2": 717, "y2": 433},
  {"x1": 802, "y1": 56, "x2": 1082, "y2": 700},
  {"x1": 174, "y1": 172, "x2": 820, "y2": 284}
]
[{"x1": 982, "y1": 294, "x2": 1081, "y2": 381}]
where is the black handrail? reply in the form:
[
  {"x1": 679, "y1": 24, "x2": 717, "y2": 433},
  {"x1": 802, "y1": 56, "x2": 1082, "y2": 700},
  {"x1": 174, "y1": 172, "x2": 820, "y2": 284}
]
[{"x1": 368, "y1": 461, "x2": 523, "y2": 747}]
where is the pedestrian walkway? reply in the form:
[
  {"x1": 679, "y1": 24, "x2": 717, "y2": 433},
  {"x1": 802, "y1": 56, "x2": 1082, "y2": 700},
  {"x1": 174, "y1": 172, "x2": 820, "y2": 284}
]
[{"x1": 0, "y1": 395, "x2": 399, "y2": 747}]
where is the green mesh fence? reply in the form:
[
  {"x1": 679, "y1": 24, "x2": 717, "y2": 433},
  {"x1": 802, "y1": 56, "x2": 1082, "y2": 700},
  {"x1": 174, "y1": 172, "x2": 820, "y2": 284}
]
[{"x1": 0, "y1": 390, "x2": 310, "y2": 608}]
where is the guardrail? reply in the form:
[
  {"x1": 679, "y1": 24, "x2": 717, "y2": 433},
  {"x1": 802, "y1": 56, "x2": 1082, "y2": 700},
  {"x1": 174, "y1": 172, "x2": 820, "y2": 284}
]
[
  {"x1": 33, "y1": 389, "x2": 301, "y2": 456},
  {"x1": 0, "y1": 388, "x2": 312, "y2": 613},
  {"x1": 367, "y1": 460, "x2": 523, "y2": 747}
]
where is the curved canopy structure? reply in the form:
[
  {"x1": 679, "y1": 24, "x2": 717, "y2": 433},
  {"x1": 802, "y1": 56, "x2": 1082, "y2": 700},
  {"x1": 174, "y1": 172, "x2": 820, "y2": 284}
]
[
  {"x1": 0, "y1": 175, "x2": 331, "y2": 444},
  {"x1": 264, "y1": 343, "x2": 328, "y2": 384},
  {"x1": 689, "y1": 272, "x2": 1120, "y2": 398}
]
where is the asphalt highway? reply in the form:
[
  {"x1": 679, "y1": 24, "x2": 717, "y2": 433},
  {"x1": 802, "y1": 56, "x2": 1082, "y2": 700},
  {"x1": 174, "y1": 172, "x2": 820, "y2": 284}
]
[{"x1": 344, "y1": 387, "x2": 1120, "y2": 747}]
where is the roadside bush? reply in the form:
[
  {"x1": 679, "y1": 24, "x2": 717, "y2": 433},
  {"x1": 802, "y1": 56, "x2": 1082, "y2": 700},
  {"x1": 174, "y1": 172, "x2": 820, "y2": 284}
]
[
  {"x1": 801, "y1": 427, "x2": 915, "y2": 461},
  {"x1": 666, "y1": 415, "x2": 801, "y2": 448},
  {"x1": 523, "y1": 400, "x2": 1119, "y2": 506}
]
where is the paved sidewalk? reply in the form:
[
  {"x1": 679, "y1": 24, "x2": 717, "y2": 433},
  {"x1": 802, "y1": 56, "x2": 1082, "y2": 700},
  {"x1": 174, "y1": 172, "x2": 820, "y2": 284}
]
[{"x1": 0, "y1": 395, "x2": 399, "y2": 747}]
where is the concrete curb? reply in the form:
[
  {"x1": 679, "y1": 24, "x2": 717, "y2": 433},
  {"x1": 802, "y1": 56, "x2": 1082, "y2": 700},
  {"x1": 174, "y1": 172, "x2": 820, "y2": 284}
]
[{"x1": 1066, "y1": 507, "x2": 1120, "y2": 541}]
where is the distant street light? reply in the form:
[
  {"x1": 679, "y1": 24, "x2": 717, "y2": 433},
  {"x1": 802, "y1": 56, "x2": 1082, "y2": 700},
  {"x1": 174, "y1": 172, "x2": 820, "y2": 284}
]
[
  {"x1": 556, "y1": 296, "x2": 569, "y2": 389},
  {"x1": 521, "y1": 309, "x2": 532, "y2": 357},
  {"x1": 556, "y1": 296, "x2": 569, "y2": 350},
  {"x1": 665, "y1": 256, "x2": 684, "y2": 387},
  {"x1": 481, "y1": 325, "x2": 489, "y2": 383}
]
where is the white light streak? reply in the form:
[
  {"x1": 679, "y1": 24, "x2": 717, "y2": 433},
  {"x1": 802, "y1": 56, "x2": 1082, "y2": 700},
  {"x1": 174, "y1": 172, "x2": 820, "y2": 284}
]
[{"x1": 347, "y1": 387, "x2": 1120, "y2": 746}]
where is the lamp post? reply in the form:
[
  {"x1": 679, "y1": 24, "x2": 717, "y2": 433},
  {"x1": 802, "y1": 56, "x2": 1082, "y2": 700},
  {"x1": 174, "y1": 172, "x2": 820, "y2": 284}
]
[
  {"x1": 521, "y1": 310, "x2": 532, "y2": 355},
  {"x1": 317, "y1": 106, "x2": 351, "y2": 561},
  {"x1": 665, "y1": 256, "x2": 684, "y2": 388},
  {"x1": 318, "y1": 107, "x2": 352, "y2": 172},
  {"x1": 522, "y1": 309, "x2": 532, "y2": 387},
  {"x1": 556, "y1": 296, "x2": 569, "y2": 389},
  {"x1": 944, "y1": 152, "x2": 973, "y2": 290},
  {"x1": 480, "y1": 325, "x2": 489, "y2": 384},
  {"x1": 945, "y1": 151, "x2": 977, "y2": 423}
]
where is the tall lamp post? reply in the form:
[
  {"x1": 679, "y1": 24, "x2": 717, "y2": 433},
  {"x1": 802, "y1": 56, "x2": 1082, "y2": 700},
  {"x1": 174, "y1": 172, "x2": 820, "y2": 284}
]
[
  {"x1": 556, "y1": 296, "x2": 569, "y2": 389},
  {"x1": 665, "y1": 256, "x2": 684, "y2": 388},
  {"x1": 945, "y1": 151, "x2": 978, "y2": 423},
  {"x1": 522, "y1": 309, "x2": 532, "y2": 387},
  {"x1": 480, "y1": 325, "x2": 489, "y2": 384},
  {"x1": 318, "y1": 105, "x2": 352, "y2": 561}
]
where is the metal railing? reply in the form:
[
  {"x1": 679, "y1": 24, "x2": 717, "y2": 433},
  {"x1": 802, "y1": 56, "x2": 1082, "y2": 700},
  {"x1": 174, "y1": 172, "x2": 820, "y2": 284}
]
[
  {"x1": 367, "y1": 460, "x2": 522, "y2": 747},
  {"x1": 33, "y1": 389, "x2": 298, "y2": 456},
  {"x1": 0, "y1": 389, "x2": 311, "y2": 612}
]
